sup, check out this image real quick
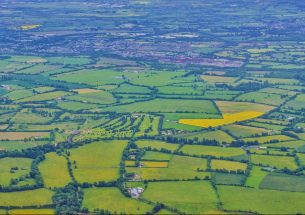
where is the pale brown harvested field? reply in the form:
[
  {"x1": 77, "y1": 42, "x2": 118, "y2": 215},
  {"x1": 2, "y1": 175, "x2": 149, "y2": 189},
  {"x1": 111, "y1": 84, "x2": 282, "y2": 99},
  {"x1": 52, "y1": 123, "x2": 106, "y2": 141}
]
[
  {"x1": 0, "y1": 132, "x2": 50, "y2": 140},
  {"x1": 73, "y1": 88, "x2": 102, "y2": 94}
]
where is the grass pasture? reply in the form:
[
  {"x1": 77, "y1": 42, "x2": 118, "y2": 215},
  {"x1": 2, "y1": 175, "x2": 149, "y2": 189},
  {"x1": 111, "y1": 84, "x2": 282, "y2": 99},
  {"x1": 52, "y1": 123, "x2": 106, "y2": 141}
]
[
  {"x1": 16, "y1": 64, "x2": 60, "y2": 75},
  {"x1": 142, "y1": 181, "x2": 218, "y2": 214},
  {"x1": 242, "y1": 135, "x2": 294, "y2": 144},
  {"x1": 57, "y1": 100, "x2": 100, "y2": 111},
  {"x1": 245, "y1": 166, "x2": 268, "y2": 188},
  {"x1": 135, "y1": 140, "x2": 179, "y2": 151},
  {"x1": 212, "y1": 172, "x2": 246, "y2": 185},
  {"x1": 0, "y1": 189, "x2": 53, "y2": 207},
  {"x1": 251, "y1": 154, "x2": 297, "y2": 170},
  {"x1": 246, "y1": 121, "x2": 286, "y2": 131},
  {"x1": 157, "y1": 85, "x2": 204, "y2": 95},
  {"x1": 218, "y1": 185, "x2": 305, "y2": 214},
  {"x1": 211, "y1": 160, "x2": 247, "y2": 172},
  {"x1": 262, "y1": 140, "x2": 305, "y2": 149},
  {"x1": 126, "y1": 167, "x2": 210, "y2": 181},
  {"x1": 179, "y1": 145, "x2": 245, "y2": 158},
  {"x1": 5, "y1": 89, "x2": 34, "y2": 101},
  {"x1": 297, "y1": 153, "x2": 305, "y2": 166},
  {"x1": 0, "y1": 157, "x2": 32, "y2": 186},
  {"x1": 128, "y1": 71, "x2": 187, "y2": 87},
  {"x1": 12, "y1": 109, "x2": 54, "y2": 124},
  {"x1": 53, "y1": 69, "x2": 126, "y2": 86},
  {"x1": 142, "y1": 151, "x2": 172, "y2": 161},
  {"x1": 169, "y1": 155, "x2": 207, "y2": 171},
  {"x1": 127, "y1": 155, "x2": 208, "y2": 180},
  {"x1": 103, "y1": 98, "x2": 219, "y2": 114},
  {"x1": 0, "y1": 140, "x2": 48, "y2": 151},
  {"x1": 113, "y1": 83, "x2": 151, "y2": 94},
  {"x1": 66, "y1": 91, "x2": 116, "y2": 105},
  {"x1": 223, "y1": 124, "x2": 270, "y2": 138},
  {"x1": 39, "y1": 152, "x2": 71, "y2": 188},
  {"x1": 216, "y1": 101, "x2": 274, "y2": 114},
  {"x1": 69, "y1": 140, "x2": 128, "y2": 183},
  {"x1": 254, "y1": 78, "x2": 300, "y2": 85},
  {"x1": 16, "y1": 91, "x2": 70, "y2": 103},
  {"x1": 285, "y1": 94, "x2": 305, "y2": 110},
  {"x1": 82, "y1": 187, "x2": 152, "y2": 214},
  {"x1": 175, "y1": 130, "x2": 235, "y2": 144},
  {"x1": 235, "y1": 92, "x2": 286, "y2": 106},
  {"x1": 259, "y1": 173, "x2": 305, "y2": 192}
]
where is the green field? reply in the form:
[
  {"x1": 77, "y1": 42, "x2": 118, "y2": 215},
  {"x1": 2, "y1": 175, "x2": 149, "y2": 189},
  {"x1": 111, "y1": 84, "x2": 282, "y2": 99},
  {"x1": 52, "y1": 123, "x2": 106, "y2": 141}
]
[
  {"x1": 262, "y1": 140, "x2": 305, "y2": 149},
  {"x1": 235, "y1": 91, "x2": 286, "y2": 106},
  {"x1": 57, "y1": 100, "x2": 100, "y2": 111},
  {"x1": 179, "y1": 145, "x2": 245, "y2": 158},
  {"x1": 82, "y1": 187, "x2": 152, "y2": 214},
  {"x1": 242, "y1": 135, "x2": 295, "y2": 144},
  {"x1": 127, "y1": 155, "x2": 209, "y2": 180},
  {"x1": 103, "y1": 98, "x2": 219, "y2": 114},
  {"x1": 0, "y1": 189, "x2": 53, "y2": 207},
  {"x1": 259, "y1": 173, "x2": 305, "y2": 192},
  {"x1": 169, "y1": 155, "x2": 207, "y2": 171},
  {"x1": 245, "y1": 166, "x2": 268, "y2": 188},
  {"x1": 69, "y1": 140, "x2": 128, "y2": 183},
  {"x1": 66, "y1": 91, "x2": 116, "y2": 105},
  {"x1": 215, "y1": 101, "x2": 274, "y2": 114},
  {"x1": 284, "y1": 94, "x2": 305, "y2": 110},
  {"x1": 0, "y1": 157, "x2": 32, "y2": 186},
  {"x1": 142, "y1": 181, "x2": 218, "y2": 214},
  {"x1": 218, "y1": 185, "x2": 305, "y2": 214},
  {"x1": 212, "y1": 172, "x2": 246, "y2": 185},
  {"x1": 0, "y1": 140, "x2": 48, "y2": 151},
  {"x1": 17, "y1": 91, "x2": 70, "y2": 103},
  {"x1": 142, "y1": 151, "x2": 173, "y2": 161},
  {"x1": 176, "y1": 130, "x2": 235, "y2": 144},
  {"x1": 53, "y1": 69, "x2": 125, "y2": 85},
  {"x1": 211, "y1": 160, "x2": 247, "y2": 172},
  {"x1": 39, "y1": 152, "x2": 71, "y2": 188},
  {"x1": 223, "y1": 124, "x2": 270, "y2": 138},
  {"x1": 251, "y1": 154, "x2": 297, "y2": 170},
  {"x1": 135, "y1": 140, "x2": 180, "y2": 151}
]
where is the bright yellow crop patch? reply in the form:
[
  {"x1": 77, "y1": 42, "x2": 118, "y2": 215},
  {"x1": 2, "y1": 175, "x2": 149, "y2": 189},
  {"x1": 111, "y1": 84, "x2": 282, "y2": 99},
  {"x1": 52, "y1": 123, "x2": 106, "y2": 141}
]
[
  {"x1": 19, "y1": 25, "x2": 41, "y2": 30},
  {"x1": 141, "y1": 161, "x2": 168, "y2": 168},
  {"x1": 179, "y1": 111, "x2": 264, "y2": 128}
]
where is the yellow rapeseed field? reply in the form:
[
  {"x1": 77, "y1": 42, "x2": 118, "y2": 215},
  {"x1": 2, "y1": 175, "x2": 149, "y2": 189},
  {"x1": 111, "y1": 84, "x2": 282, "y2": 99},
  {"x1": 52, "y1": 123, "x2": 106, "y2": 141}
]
[
  {"x1": 19, "y1": 25, "x2": 41, "y2": 30},
  {"x1": 141, "y1": 161, "x2": 169, "y2": 168},
  {"x1": 179, "y1": 111, "x2": 263, "y2": 128},
  {"x1": 125, "y1": 160, "x2": 136, "y2": 167}
]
